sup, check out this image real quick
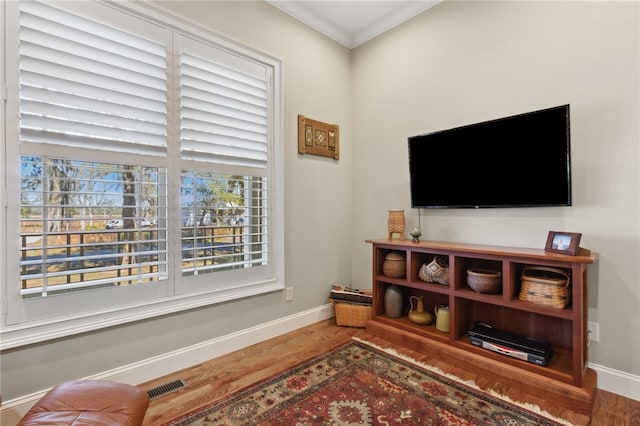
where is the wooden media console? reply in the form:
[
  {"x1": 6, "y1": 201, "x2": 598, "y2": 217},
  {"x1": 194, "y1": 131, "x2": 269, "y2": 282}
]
[{"x1": 366, "y1": 238, "x2": 597, "y2": 415}]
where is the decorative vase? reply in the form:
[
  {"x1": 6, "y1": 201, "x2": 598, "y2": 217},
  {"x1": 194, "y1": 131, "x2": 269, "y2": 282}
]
[
  {"x1": 408, "y1": 295, "x2": 433, "y2": 325},
  {"x1": 435, "y1": 304, "x2": 450, "y2": 333},
  {"x1": 387, "y1": 210, "x2": 405, "y2": 240},
  {"x1": 384, "y1": 285, "x2": 403, "y2": 318}
]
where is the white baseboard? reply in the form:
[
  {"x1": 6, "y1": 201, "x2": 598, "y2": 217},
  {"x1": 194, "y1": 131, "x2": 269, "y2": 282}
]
[
  {"x1": 2, "y1": 304, "x2": 638, "y2": 425},
  {"x1": 589, "y1": 361, "x2": 640, "y2": 402}
]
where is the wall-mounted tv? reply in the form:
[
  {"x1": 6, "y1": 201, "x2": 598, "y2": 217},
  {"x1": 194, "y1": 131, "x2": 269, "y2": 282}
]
[{"x1": 408, "y1": 104, "x2": 572, "y2": 209}]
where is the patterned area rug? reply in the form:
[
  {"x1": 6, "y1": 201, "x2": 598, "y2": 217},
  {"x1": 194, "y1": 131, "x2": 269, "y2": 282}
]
[{"x1": 167, "y1": 339, "x2": 567, "y2": 425}]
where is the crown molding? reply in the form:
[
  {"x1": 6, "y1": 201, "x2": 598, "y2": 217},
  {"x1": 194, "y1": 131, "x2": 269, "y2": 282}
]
[{"x1": 266, "y1": 1, "x2": 442, "y2": 49}]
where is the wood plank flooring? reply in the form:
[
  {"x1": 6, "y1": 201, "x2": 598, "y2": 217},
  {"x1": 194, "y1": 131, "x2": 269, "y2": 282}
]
[{"x1": 139, "y1": 319, "x2": 640, "y2": 425}]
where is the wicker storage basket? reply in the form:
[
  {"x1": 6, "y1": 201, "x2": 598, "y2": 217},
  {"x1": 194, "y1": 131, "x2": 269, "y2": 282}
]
[
  {"x1": 519, "y1": 266, "x2": 571, "y2": 309},
  {"x1": 466, "y1": 268, "x2": 502, "y2": 294},
  {"x1": 331, "y1": 300, "x2": 372, "y2": 328},
  {"x1": 383, "y1": 252, "x2": 406, "y2": 278}
]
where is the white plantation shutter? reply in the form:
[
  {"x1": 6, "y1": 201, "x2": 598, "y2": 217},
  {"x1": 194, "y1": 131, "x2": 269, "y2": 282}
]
[
  {"x1": 180, "y1": 37, "x2": 269, "y2": 170},
  {"x1": 18, "y1": 1, "x2": 168, "y2": 157},
  {"x1": 177, "y1": 37, "x2": 273, "y2": 286},
  {"x1": 14, "y1": 2, "x2": 170, "y2": 304},
  {"x1": 3, "y1": 0, "x2": 283, "y2": 343}
]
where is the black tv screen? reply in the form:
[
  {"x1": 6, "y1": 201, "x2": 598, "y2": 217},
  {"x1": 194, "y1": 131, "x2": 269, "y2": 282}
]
[{"x1": 408, "y1": 104, "x2": 572, "y2": 209}]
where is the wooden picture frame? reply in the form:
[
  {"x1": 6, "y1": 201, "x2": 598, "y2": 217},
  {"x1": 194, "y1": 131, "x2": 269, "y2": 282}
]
[
  {"x1": 545, "y1": 231, "x2": 582, "y2": 255},
  {"x1": 298, "y1": 115, "x2": 339, "y2": 160}
]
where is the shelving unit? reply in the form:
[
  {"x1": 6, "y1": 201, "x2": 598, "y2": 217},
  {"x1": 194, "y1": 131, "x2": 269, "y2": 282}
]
[{"x1": 365, "y1": 238, "x2": 598, "y2": 415}]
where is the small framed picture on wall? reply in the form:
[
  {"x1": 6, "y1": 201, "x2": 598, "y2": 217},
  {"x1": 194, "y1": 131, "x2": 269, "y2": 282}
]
[{"x1": 545, "y1": 231, "x2": 582, "y2": 255}]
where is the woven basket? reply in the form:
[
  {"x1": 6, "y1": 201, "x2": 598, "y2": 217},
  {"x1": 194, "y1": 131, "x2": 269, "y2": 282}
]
[
  {"x1": 418, "y1": 256, "x2": 449, "y2": 285},
  {"x1": 466, "y1": 268, "x2": 502, "y2": 294},
  {"x1": 519, "y1": 266, "x2": 571, "y2": 309},
  {"x1": 383, "y1": 252, "x2": 406, "y2": 278},
  {"x1": 331, "y1": 300, "x2": 372, "y2": 328}
]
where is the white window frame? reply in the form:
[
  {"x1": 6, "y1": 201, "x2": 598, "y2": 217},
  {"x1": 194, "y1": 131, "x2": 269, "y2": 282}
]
[{"x1": 0, "y1": 0, "x2": 284, "y2": 350}]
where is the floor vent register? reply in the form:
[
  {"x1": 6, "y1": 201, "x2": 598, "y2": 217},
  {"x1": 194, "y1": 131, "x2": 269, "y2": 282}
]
[{"x1": 147, "y1": 379, "x2": 187, "y2": 400}]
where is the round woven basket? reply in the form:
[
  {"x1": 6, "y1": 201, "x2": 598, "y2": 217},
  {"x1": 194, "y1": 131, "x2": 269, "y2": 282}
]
[
  {"x1": 383, "y1": 252, "x2": 406, "y2": 278},
  {"x1": 466, "y1": 268, "x2": 502, "y2": 293},
  {"x1": 519, "y1": 266, "x2": 570, "y2": 309}
]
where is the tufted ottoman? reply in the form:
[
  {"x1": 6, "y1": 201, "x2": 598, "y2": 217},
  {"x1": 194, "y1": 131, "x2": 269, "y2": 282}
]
[{"x1": 17, "y1": 380, "x2": 149, "y2": 426}]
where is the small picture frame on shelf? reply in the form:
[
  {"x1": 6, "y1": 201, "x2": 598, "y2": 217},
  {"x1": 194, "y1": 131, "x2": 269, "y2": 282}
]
[{"x1": 545, "y1": 231, "x2": 582, "y2": 255}]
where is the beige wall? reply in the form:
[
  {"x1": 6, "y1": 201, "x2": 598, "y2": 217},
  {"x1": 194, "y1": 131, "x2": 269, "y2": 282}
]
[
  {"x1": 350, "y1": 1, "x2": 639, "y2": 375},
  {"x1": 2, "y1": 0, "x2": 638, "y2": 403}
]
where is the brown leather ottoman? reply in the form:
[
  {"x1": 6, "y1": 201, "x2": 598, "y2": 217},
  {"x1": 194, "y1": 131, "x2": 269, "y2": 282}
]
[{"x1": 17, "y1": 380, "x2": 149, "y2": 426}]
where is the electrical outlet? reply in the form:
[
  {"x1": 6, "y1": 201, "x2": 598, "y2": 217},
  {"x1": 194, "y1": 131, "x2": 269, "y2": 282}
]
[
  {"x1": 588, "y1": 321, "x2": 599, "y2": 343},
  {"x1": 285, "y1": 287, "x2": 294, "y2": 301}
]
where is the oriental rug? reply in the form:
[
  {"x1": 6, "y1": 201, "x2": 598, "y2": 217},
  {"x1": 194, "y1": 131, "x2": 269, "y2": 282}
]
[{"x1": 167, "y1": 339, "x2": 569, "y2": 426}]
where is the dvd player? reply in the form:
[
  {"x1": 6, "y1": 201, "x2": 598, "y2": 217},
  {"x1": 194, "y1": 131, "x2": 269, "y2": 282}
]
[{"x1": 468, "y1": 324, "x2": 552, "y2": 366}]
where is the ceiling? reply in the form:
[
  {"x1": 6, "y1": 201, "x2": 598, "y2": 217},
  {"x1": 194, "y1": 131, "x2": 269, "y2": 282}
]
[{"x1": 265, "y1": 1, "x2": 443, "y2": 49}]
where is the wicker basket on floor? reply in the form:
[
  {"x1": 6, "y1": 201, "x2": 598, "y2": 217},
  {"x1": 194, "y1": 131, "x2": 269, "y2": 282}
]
[
  {"x1": 331, "y1": 300, "x2": 372, "y2": 328},
  {"x1": 519, "y1": 266, "x2": 571, "y2": 309}
]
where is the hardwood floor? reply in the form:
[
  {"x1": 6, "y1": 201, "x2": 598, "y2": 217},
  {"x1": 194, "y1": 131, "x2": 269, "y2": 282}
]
[{"x1": 139, "y1": 319, "x2": 640, "y2": 425}]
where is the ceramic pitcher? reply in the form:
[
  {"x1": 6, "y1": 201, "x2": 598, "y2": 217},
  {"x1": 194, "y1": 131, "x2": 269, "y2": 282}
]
[
  {"x1": 408, "y1": 296, "x2": 433, "y2": 325},
  {"x1": 435, "y1": 304, "x2": 450, "y2": 332}
]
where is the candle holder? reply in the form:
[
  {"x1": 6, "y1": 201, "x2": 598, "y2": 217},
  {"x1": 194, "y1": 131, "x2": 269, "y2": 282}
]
[{"x1": 410, "y1": 227, "x2": 422, "y2": 242}]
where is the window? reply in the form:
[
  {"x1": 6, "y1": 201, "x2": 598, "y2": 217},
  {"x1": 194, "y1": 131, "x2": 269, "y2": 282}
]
[
  {"x1": 19, "y1": 157, "x2": 168, "y2": 296},
  {"x1": 1, "y1": 0, "x2": 283, "y2": 349},
  {"x1": 180, "y1": 172, "x2": 268, "y2": 278}
]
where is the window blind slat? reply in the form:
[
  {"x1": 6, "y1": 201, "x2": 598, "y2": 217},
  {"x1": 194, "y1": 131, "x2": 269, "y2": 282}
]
[
  {"x1": 181, "y1": 86, "x2": 266, "y2": 118},
  {"x1": 21, "y1": 86, "x2": 165, "y2": 126},
  {"x1": 20, "y1": 117, "x2": 167, "y2": 148},
  {"x1": 21, "y1": 100, "x2": 166, "y2": 136},
  {"x1": 19, "y1": 130, "x2": 167, "y2": 157},
  {"x1": 180, "y1": 142, "x2": 266, "y2": 165},
  {"x1": 181, "y1": 116, "x2": 266, "y2": 144},
  {"x1": 181, "y1": 130, "x2": 265, "y2": 157},
  {"x1": 181, "y1": 97, "x2": 266, "y2": 131}
]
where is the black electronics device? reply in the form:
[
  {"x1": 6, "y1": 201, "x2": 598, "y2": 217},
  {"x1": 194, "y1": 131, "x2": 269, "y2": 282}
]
[
  {"x1": 408, "y1": 104, "x2": 571, "y2": 209},
  {"x1": 468, "y1": 324, "x2": 552, "y2": 366}
]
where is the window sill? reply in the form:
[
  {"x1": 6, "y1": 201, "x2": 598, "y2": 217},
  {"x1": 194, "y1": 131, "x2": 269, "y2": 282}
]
[{"x1": 0, "y1": 281, "x2": 283, "y2": 350}]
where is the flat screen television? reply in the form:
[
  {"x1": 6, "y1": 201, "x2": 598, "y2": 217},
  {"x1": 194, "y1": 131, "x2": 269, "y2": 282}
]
[{"x1": 408, "y1": 104, "x2": 571, "y2": 209}]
